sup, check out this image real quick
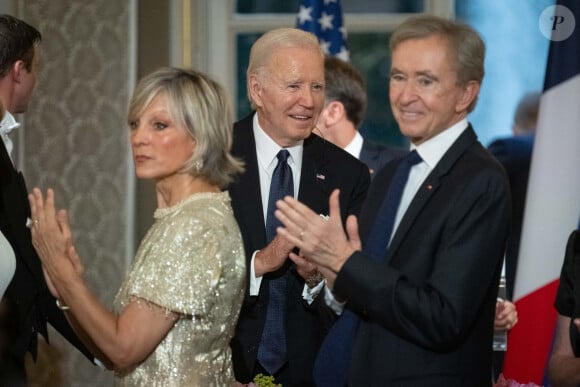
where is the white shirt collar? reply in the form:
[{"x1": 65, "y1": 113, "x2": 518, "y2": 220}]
[
  {"x1": 344, "y1": 131, "x2": 364, "y2": 159},
  {"x1": 0, "y1": 112, "x2": 20, "y2": 162},
  {"x1": 252, "y1": 113, "x2": 303, "y2": 172},
  {"x1": 0, "y1": 112, "x2": 21, "y2": 135},
  {"x1": 412, "y1": 118, "x2": 469, "y2": 170}
]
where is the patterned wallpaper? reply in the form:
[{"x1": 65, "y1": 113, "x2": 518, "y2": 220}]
[{"x1": 17, "y1": 1, "x2": 134, "y2": 385}]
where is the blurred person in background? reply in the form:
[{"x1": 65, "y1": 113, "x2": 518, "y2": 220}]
[{"x1": 315, "y1": 56, "x2": 405, "y2": 178}]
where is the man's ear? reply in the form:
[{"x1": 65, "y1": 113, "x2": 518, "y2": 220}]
[
  {"x1": 455, "y1": 80, "x2": 480, "y2": 113},
  {"x1": 11, "y1": 60, "x2": 26, "y2": 83},
  {"x1": 247, "y1": 74, "x2": 263, "y2": 109},
  {"x1": 324, "y1": 101, "x2": 345, "y2": 126}
]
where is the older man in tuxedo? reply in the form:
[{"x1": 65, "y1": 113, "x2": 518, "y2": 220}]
[
  {"x1": 228, "y1": 28, "x2": 370, "y2": 386},
  {"x1": 275, "y1": 15, "x2": 510, "y2": 386}
]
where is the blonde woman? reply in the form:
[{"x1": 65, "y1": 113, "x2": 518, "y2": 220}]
[{"x1": 29, "y1": 68, "x2": 246, "y2": 386}]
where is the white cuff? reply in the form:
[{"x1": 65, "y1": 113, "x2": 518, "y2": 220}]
[
  {"x1": 324, "y1": 284, "x2": 345, "y2": 315},
  {"x1": 249, "y1": 250, "x2": 263, "y2": 295},
  {"x1": 302, "y1": 280, "x2": 324, "y2": 305}
]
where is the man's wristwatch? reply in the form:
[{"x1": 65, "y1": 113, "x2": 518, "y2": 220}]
[{"x1": 305, "y1": 269, "x2": 324, "y2": 288}]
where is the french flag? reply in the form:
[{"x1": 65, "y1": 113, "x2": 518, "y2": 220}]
[{"x1": 503, "y1": 1, "x2": 580, "y2": 383}]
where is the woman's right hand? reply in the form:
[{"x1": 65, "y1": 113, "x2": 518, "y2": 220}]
[
  {"x1": 29, "y1": 188, "x2": 82, "y2": 289},
  {"x1": 42, "y1": 264, "x2": 59, "y2": 299},
  {"x1": 42, "y1": 244, "x2": 84, "y2": 300}
]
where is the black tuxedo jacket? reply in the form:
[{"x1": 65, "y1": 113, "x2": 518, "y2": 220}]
[
  {"x1": 334, "y1": 126, "x2": 511, "y2": 386},
  {"x1": 359, "y1": 139, "x2": 406, "y2": 178},
  {"x1": 228, "y1": 114, "x2": 370, "y2": 386},
  {"x1": 0, "y1": 139, "x2": 91, "y2": 380}
]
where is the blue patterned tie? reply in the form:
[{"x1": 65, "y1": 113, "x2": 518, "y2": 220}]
[
  {"x1": 257, "y1": 149, "x2": 294, "y2": 374},
  {"x1": 313, "y1": 150, "x2": 422, "y2": 386}
]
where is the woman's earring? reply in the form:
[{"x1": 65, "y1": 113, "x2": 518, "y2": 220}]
[{"x1": 194, "y1": 159, "x2": 203, "y2": 172}]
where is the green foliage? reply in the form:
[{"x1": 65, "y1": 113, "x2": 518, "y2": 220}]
[{"x1": 252, "y1": 373, "x2": 282, "y2": 387}]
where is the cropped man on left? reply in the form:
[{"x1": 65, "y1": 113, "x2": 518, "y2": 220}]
[{"x1": 0, "y1": 14, "x2": 92, "y2": 385}]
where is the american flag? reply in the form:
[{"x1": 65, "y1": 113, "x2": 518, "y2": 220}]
[{"x1": 296, "y1": 0, "x2": 349, "y2": 61}]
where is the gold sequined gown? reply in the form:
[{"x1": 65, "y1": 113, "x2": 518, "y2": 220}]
[{"x1": 113, "y1": 191, "x2": 246, "y2": 386}]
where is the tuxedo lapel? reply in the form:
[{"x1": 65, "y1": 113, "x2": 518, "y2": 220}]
[
  {"x1": 386, "y1": 173, "x2": 440, "y2": 260},
  {"x1": 298, "y1": 135, "x2": 332, "y2": 213},
  {"x1": 386, "y1": 126, "x2": 479, "y2": 260},
  {"x1": 231, "y1": 117, "x2": 268, "y2": 250},
  {"x1": 0, "y1": 142, "x2": 43, "y2": 284},
  {"x1": 0, "y1": 133, "x2": 16, "y2": 184}
]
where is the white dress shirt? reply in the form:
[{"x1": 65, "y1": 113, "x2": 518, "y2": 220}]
[
  {"x1": 249, "y1": 114, "x2": 303, "y2": 295},
  {"x1": 343, "y1": 131, "x2": 364, "y2": 159},
  {"x1": 0, "y1": 112, "x2": 21, "y2": 165},
  {"x1": 0, "y1": 231, "x2": 16, "y2": 298}
]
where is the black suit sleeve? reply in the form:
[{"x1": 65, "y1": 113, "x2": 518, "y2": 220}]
[
  {"x1": 342, "y1": 162, "x2": 371, "y2": 219},
  {"x1": 310, "y1": 152, "x2": 370, "y2": 327},
  {"x1": 334, "y1": 165, "x2": 509, "y2": 351}
]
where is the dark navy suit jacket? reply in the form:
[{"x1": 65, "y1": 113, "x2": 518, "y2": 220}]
[
  {"x1": 488, "y1": 134, "x2": 534, "y2": 298},
  {"x1": 359, "y1": 139, "x2": 406, "y2": 178}
]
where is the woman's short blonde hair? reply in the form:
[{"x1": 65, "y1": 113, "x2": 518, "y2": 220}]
[{"x1": 128, "y1": 67, "x2": 244, "y2": 188}]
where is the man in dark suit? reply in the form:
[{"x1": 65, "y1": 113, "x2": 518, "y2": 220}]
[
  {"x1": 488, "y1": 91, "x2": 539, "y2": 379},
  {"x1": 315, "y1": 56, "x2": 405, "y2": 178},
  {"x1": 0, "y1": 14, "x2": 91, "y2": 384},
  {"x1": 488, "y1": 91, "x2": 540, "y2": 300},
  {"x1": 228, "y1": 28, "x2": 370, "y2": 386},
  {"x1": 275, "y1": 15, "x2": 510, "y2": 385}
]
